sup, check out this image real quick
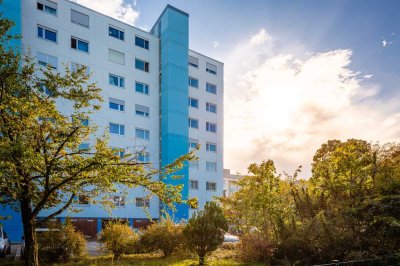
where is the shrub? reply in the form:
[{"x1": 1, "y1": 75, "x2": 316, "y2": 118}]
[
  {"x1": 139, "y1": 218, "x2": 184, "y2": 256},
  {"x1": 183, "y1": 202, "x2": 228, "y2": 266},
  {"x1": 37, "y1": 221, "x2": 87, "y2": 262},
  {"x1": 64, "y1": 220, "x2": 87, "y2": 259},
  {"x1": 99, "y1": 222, "x2": 139, "y2": 259},
  {"x1": 239, "y1": 233, "x2": 274, "y2": 264}
]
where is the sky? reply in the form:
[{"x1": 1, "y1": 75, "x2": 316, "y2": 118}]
[{"x1": 73, "y1": 0, "x2": 400, "y2": 177}]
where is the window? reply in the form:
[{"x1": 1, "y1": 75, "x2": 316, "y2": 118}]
[
  {"x1": 108, "y1": 49, "x2": 125, "y2": 65},
  {"x1": 109, "y1": 74, "x2": 124, "y2": 88},
  {"x1": 71, "y1": 62, "x2": 90, "y2": 75},
  {"x1": 206, "y1": 122, "x2": 217, "y2": 133},
  {"x1": 189, "y1": 160, "x2": 199, "y2": 169},
  {"x1": 206, "y1": 182, "x2": 217, "y2": 191},
  {"x1": 71, "y1": 9, "x2": 89, "y2": 28},
  {"x1": 37, "y1": 52, "x2": 57, "y2": 69},
  {"x1": 189, "y1": 138, "x2": 198, "y2": 149},
  {"x1": 109, "y1": 98, "x2": 124, "y2": 111},
  {"x1": 189, "y1": 118, "x2": 199, "y2": 129},
  {"x1": 112, "y1": 147, "x2": 125, "y2": 158},
  {"x1": 135, "y1": 58, "x2": 149, "y2": 72},
  {"x1": 78, "y1": 143, "x2": 90, "y2": 150},
  {"x1": 135, "y1": 104, "x2": 150, "y2": 117},
  {"x1": 109, "y1": 123, "x2": 125, "y2": 135},
  {"x1": 206, "y1": 83, "x2": 217, "y2": 94},
  {"x1": 37, "y1": 1, "x2": 57, "y2": 15},
  {"x1": 189, "y1": 76, "x2": 199, "y2": 88},
  {"x1": 111, "y1": 196, "x2": 125, "y2": 207},
  {"x1": 206, "y1": 62, "x2": 217, "y2": 75},
  {"x1": 136, "y1": 151, "x2": 150, "y2": 162},
  {"x1": 206, "y1": 161, "x2": 217, "y2": 172},
  {"x1": 188, "y1": 97, "x2": 199, "y2": 108},
  {"x1": 135, "y1": 128, "x2": 150, "y2": 140},
  {"x1": 37, "y1": 26, "x2": 57, "y2": 42},
  {"x1": 206, "y1": 142, "x2": 217, "y2": 152},
  {"x1": 80, "y1": 118, "x2": 89, "y2": 126},
  {"x1": 78, "y1": 195, "x2": 89, "y2": 205},
  {"x1": 190, "y1": 180, "x2": 199, "y2": 190},
  {"x1": 71, "y1": 37, "x2": 89, "y2": 53},
  {"x1": 109, "y1": 26, "x2": 124, "y2": 40},
  {"x1": 135, "y1": 36, "x2": 149, "y2": 50},
  {"x1": 206, "y1": 102, "x2": 217, "y2": 113},
  {"x1": 188, "y1": 55, "x2": 199, "y2": 68},
  {"x1": 136, "y1": 198, "x2": 150, "y2": 208},
  {"x1": 135, "y1": 82, "x2": 149, "y2": 95}
]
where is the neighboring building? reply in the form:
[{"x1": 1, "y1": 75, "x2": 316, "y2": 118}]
[
  {"x1": 0, "y1": 0, "x2": 224, "y2": 241},
  {"x1": 223, "y1": 169, "x2": 244, "y2": 197}
]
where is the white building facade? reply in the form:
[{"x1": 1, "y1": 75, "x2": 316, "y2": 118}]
[{"x1": 1, "y1": 0, "x2": 223, "y2": 240}]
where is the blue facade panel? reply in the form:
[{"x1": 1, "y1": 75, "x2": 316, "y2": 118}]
[
  {"x1": 0, "y1": 0, "x2": 23, "y2": 242},
  {"x1": 154, "y1": 6, "x2": 190, "y2": 221}
]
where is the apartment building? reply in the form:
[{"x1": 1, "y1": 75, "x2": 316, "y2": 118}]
[{"x1": 0, "y1": 0, "x2": 223, "y2": 241}]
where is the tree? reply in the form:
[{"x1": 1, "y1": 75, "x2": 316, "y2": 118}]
[
  {"x1": 183, "y1": 202, "x2": 228, "y2": 265},
  {"x1": 0, "y1": 14, "x2": 195, "y2": 266}
]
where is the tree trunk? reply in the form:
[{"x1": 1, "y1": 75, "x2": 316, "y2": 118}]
[
  {"x1": 21, "y1": 199, "x2": 39, "y2": 266},
  {"x1": 199, "y1": 255, "x2": 205, "y2": 266}
]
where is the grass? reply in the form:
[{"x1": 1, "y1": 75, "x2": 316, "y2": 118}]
[{"x1": 0, "y1": 250, "x2": 264, "y2": 266}]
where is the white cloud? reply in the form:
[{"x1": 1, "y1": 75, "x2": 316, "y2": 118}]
[
  {"x1": 382, "y1": 39, "x2": 393, "y2": 47},
  {"x1": 363, "y1": 74, "x2": 373, "y2": 79},
  {"x1": 213, "y1": 41, "x2": 219, "y2": 49},
  {"x1": 224, "y1": 29, "x2": 400, "y2": 177},
  {"x1": 72, "y1": 0, "x2": 139, "y2": 25},
  {"x1": 250, "y1": 29, "x2": 272, "y2": 45}
]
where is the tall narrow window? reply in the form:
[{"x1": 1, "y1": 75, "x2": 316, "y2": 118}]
[
  {"x1": 109, "y1": 74, "x2": 125, "y2": 88},
  {"x1": 206, "y1": 102, "x2": 217, "y2": 113},
  {"x1": 37, "y1": 26, "x2": 57, "y2": 42},
  {"x1": 189, "y1": 118, "x2": 199, "y2": 129},
  {"x1": 37, "y1": 52, "x2": 58, "y2": 69},
  {"x1": 189, "y1": 77, "x2": 199, "y2": 88},
  {"x1": 135, "y1": 58, "x2": 149, "y2": 72},
  {"x1": 109, "y1": 123, "x2": 125, "y2": 135},
  {"x1": 188, "y1": 97, "x2": 199, "y2": 108},
  {"x1": 135, "y1": 104, "x2": 150, "y2": 117},
  {"x1": 109, "y1": 98, "x2": 125, "y2": 111},
  {"x1": 71, "y1": 37, "x2": 89, "y2": 53},
  {"x1": 206, "y1": 122, "x2": 217, "y2": 133},
  {"x1": 108, "y1": 49, "x2": 125, "y2": 65},
  {"x1": 188, "y1": 55, "x2": 199, "y2": 68},
  {"x1": 206, "y1": 83, "x2": 217, "y2": 94},
  {"x1": 109, "y1": 26, "x2": 124, "y2": 40},
  {"x1": 135, "y1": 82, "x2": 149, "y2": 95},
  {"x1": 37, "y1": 1, "x2": 57, "y2": 15},
  {"x1": 135, "y1": 128, "x2": 150, "y2": 140},
  {"x1": 206, "y1": 62, "x2": 217, "y2": 75},
  {"x1": 71, "y1": 9, "x2": 89, "y2": 28},
  {"x1": 135, "y1": 36, "x2": 149, "y2": 50}
]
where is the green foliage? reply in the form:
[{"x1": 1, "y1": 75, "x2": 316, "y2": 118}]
[
  {"x1": 64, "y1": 219, "x2": 87, "y2": 259},
  {"x1": 99, "y1": 222, "x2": 139, "y2": 259},
  {"x1": 139, "y1": 218, "x2": 184, "y2": 256},
  {"x1": 222, "y1": 139, "x2": 400, "y2": 264},
  {"x1": 183, "y1": 202, "x2": 228, "y2": 265}
]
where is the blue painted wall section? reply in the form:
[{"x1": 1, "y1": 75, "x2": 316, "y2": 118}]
[
  {"x1": 151, "y1": 6, "x2": 190, "y2": 221},
  {"x1": 0, "y1": 0, "x2": 23, "y2": 242}
]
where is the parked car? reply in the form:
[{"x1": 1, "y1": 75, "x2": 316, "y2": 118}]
[
  {"x1": 223, "y1": 233, "x2": 239, "y2": 243},
  {"x1": 0, "y1": 227, "x2": 11, "y2": 258}
]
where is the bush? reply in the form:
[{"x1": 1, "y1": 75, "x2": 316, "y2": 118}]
[
  {"x1": 64, "y1": 220, "x2": 87, "y2": 259},
  {"x1": 239, "y1": 233, "x2": 274, "y2": 264},
  {"x1": 99, "y1": 222, "x2": 139, "y2": 259},
  {"x1": 183, "y1": 202, "x2": 228, "y2": 266},
  {"x1": 37, "y1": 221, "x2": 87, "y2": 262},
  {"x1": 139, "y1": 218, "x2": 184, "y2": 256}
]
